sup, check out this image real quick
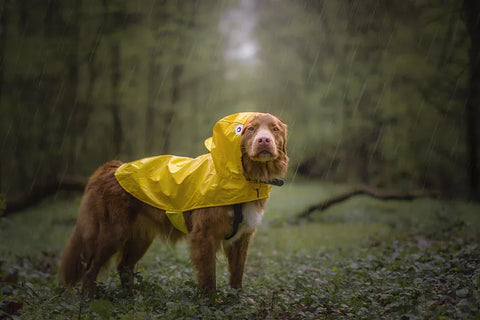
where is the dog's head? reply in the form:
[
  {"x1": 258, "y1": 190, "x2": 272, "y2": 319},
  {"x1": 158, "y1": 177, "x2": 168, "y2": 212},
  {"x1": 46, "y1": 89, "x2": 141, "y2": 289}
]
[{"x1": 240, "y1": 113, "x2": 289, "y2": 182}]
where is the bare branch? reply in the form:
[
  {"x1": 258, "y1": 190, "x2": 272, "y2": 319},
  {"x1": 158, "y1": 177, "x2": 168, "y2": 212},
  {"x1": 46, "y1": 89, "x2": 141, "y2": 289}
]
[{"x1": 295, "y1": 185, "x2": 441, "y2": 220}]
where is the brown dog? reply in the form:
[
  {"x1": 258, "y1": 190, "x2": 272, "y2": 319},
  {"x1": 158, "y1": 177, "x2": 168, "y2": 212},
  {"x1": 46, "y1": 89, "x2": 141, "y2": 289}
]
[{"x1": 59, "y1": 112, "x2": 288, "y2": 297}]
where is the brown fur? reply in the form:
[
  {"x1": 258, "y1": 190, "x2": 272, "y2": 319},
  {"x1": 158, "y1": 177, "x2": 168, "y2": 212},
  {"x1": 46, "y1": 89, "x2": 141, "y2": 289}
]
[{"x1": 59, "y1": 113, "x2": 288, "y2": 298}]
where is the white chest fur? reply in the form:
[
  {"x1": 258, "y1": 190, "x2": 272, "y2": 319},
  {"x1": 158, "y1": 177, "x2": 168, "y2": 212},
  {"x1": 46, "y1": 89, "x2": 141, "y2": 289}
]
[
  {"x1": 242, "y1": 201, "x2": 265, "y2": 232},
  {"x1": 224, "y1": 202, "x2": 264, "y2": 246}
]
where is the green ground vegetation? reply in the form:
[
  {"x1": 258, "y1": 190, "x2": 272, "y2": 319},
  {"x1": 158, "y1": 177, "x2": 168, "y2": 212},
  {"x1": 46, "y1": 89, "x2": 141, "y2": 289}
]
[{"x1": 1, "y1": 181, "x2": 479, "y2": 319}]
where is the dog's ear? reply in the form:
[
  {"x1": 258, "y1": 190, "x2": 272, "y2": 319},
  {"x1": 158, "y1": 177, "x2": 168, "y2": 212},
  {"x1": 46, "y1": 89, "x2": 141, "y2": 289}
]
[
  {"x1": 273, "y1": 115, "x2": 284, "y2": 123},
  {"x1": 279, "y1": 121, "x2": 288, "y2": 155},
  {"x1": 275, "y1": 121, "x2": 289, "y2": 178}
]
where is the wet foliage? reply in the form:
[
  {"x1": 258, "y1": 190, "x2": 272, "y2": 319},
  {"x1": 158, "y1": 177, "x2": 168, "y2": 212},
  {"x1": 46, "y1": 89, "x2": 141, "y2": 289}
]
[
  {"x1": 1, "y1": 182, "x2": 479, "y2": 319},
  {"x1": 1, "y1": 238, "x2": 479, "y2": 319}
]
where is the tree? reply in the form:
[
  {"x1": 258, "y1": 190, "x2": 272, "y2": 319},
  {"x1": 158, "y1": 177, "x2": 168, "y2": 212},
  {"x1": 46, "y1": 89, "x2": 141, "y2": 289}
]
[
  {"x1": 253, "y1": 0, "x2": 471, "y2": 193},
  {"x1": 0, "y1": 0, "x2": 475, "y2": 201},
  {"x1": 0, "y1": 0, "x2": 8, "y2": 192},
  {"x1": 462, "y1": 0, "x2": 480, "y2": 199}
]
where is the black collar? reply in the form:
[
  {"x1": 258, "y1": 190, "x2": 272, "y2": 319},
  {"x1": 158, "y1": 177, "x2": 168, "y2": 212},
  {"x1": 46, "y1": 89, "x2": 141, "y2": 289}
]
[{"x1": 247, "y1": 178, "x2": 286, "y2": 186}]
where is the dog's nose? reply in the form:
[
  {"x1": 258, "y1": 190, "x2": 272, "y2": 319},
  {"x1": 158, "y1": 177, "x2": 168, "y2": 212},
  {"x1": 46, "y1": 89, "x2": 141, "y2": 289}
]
[{"x1": 257, "y1": 136, "x2": 271, "y2": 145}]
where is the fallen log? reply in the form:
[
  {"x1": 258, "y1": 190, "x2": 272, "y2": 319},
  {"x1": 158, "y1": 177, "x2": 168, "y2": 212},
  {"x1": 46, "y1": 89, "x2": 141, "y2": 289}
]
[
  {"x1": 296, "y1": 184, "x2": 441, "y2": 220},
  {"x1": 2, "y1": 176, "x2": 87, "y2": 216}
]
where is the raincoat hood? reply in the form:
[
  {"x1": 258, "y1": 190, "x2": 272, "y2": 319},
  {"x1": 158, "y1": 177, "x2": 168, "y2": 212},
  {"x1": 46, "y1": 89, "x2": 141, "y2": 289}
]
[
  {"x1": 204, "y1": 112, "x2": 256, "y2": 179},
  {"x1": 114, "y1": 112, "x2": 271, "y2": 233}
]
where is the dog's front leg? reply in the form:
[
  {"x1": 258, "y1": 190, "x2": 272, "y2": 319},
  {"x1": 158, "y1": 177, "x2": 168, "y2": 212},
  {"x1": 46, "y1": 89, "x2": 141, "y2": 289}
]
[
  {"x1": 189, "y1": 233, "x2": 217, "y2": 293},
  {"x1": 224, "y1": 232, "x2": 252, "y2": 290}
]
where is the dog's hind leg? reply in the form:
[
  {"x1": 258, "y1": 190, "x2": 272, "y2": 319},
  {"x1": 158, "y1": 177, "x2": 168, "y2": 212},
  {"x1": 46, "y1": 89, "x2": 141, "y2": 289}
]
[
  {"x1": 82, "y1": 223, "x2": 128, "y2": 298},
  {"x1": 117, "y1": 235, "x2": 155, "y2": 294}
]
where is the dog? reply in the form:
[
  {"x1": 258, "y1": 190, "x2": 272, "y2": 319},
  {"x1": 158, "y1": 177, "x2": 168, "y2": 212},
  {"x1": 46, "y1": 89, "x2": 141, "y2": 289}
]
[{"x1": 59, "y1": 112, "x2": 288, "y2": 298}]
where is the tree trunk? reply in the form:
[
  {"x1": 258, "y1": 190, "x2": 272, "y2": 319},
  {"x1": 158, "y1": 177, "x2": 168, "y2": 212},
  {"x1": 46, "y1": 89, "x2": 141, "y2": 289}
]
[
  {"x1": 146, "y1": 49, "x2": 161, "y2": 154},
  {"x1": 160, "y1": 64, "x2": 182, "y2": 154},
  {"x1": 110, "y1": 41, "x2": 123, "y2": 156},
  {"x1": 158, "y1": 1, "x2": 197, "y2": 155},
  {"x1": 64, "y1": 0, "x2": 81, "y2": 167},
  {"x1": 0, "y1": 0, "x2": 6, "y2": 101},
  {"x1": 102, "y1": 0, "x2": 123, "y2": 157},
  {"x1": 79, "y1": 21, "x2": 103, "y2": 155},
  {"x1": 463, "y1": 0, "x2": 480, "y2": 199},
  {"x1": 0, "y1": 0, "x2": 8, "y2": 192}
]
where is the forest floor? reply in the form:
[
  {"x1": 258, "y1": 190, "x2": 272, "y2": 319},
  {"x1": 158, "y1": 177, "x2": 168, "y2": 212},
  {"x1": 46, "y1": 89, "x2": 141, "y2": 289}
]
[{"x1": 1, "y1": 181, "x2": 479, "y2": 319}]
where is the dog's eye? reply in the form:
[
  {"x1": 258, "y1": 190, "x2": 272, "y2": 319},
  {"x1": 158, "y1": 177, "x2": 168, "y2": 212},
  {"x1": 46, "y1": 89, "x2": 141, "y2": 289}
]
[
  {"x1": 247, "y1": 126, "x2": 255, "y2": 132},
  {"x1": 273, "y1": 126, "x2": 279, "y2": 132}
]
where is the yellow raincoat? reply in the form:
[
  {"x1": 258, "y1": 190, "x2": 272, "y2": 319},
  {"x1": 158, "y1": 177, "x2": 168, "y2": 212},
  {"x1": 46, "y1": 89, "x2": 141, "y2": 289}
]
[{"x1": 114, "y1": 112, "x2": 271, "y2": 234}]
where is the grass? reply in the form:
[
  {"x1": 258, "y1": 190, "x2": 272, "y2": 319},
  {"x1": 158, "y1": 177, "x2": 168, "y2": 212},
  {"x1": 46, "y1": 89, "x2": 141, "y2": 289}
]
[{"x1": 1, "y1": 181, "x2": 479, "y2": 319}]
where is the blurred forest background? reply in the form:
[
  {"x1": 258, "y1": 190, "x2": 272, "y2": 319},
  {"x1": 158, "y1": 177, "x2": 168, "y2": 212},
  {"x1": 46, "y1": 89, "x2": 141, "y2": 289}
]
[{"x1": 1, "y1": 0, "x2": 479, "y2": 207}]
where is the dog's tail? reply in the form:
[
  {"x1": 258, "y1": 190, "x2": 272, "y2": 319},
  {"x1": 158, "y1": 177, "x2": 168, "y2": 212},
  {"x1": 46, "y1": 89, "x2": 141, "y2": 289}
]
[{"x1": 59, "y1": 227, "x2": 84, "y2": 287}]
